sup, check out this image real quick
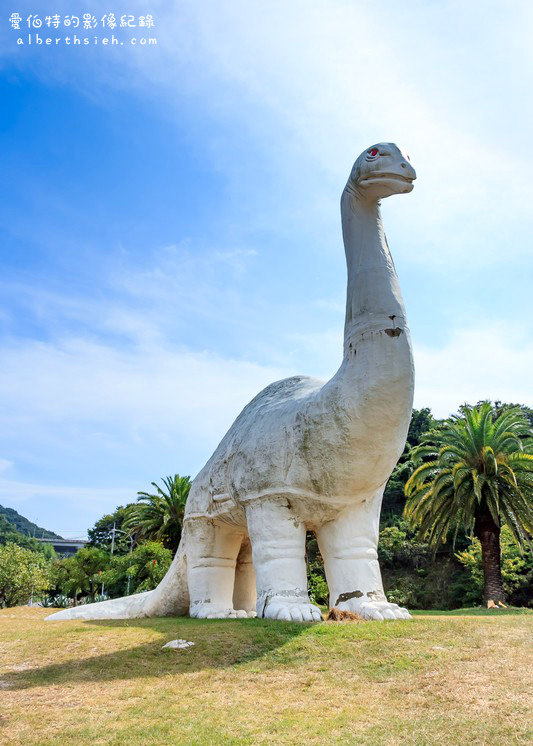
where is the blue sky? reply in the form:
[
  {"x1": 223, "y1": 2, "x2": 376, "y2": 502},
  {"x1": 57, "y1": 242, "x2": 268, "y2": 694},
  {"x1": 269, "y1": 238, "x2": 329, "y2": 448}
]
[{"x1": 1, "y1": 0, "x2": 532, "y2": 537}]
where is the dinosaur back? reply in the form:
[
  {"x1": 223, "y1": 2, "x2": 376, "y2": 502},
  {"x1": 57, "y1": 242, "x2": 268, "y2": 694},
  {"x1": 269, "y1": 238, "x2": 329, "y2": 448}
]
[{"x1": 185, "y1": 375, "x2": 325, "y2": 519}]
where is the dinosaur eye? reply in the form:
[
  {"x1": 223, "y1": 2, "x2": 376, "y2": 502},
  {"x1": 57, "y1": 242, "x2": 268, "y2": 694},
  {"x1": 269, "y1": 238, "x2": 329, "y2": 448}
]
[
  {"x1": 366, "y1": 148, "x2": 380, "y2": 161},
  {"x1": 369, "y1": 148, "x2": 379, "y2": 156}
]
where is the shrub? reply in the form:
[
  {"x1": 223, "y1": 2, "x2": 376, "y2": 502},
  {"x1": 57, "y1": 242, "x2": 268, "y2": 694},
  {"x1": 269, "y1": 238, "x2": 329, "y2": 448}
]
[
  {"x1": 101, "y1": 541, "x2": 172, "y2": 597},
  {"x1": 456, "y1": 526, "x2": 533, "y2": 607},
  {"x1": 308, "y1": 569, "x2": 329, "y2": 605},
  {"x1": 0, "y1": 542, "x2": 51, "y2": 608},
  {"x1": 51, "y1": 546, "x2": 110, "y2": 604}
]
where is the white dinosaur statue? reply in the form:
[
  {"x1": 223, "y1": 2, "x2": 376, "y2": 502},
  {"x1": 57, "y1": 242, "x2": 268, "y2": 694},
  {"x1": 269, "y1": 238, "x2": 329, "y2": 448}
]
[{"x1": 49, "y1": 142, "x2": 416, "y2": 624}]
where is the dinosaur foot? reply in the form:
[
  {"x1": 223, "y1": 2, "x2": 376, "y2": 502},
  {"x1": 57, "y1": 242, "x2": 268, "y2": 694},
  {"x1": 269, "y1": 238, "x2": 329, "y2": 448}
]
[
  {"x1": 262, "y1": 597, "x2": 322, "y2": 623},
  {"x1": 190, "y1": 603, "x2": 255, "y2": 619},
  {"x1": 338, "y1": 598, "x2": 411, "y2": 621}
]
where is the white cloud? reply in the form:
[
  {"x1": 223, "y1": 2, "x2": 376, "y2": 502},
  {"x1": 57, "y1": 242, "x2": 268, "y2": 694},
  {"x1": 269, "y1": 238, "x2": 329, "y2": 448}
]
[
  {"x1": 279, "y1": 323, "x2": 533, "y2": 419},
  {"x1": 0, "y1": 479, "x2": 130, "y2": 511},
  {"x1": 214, "y1": 248, "x2": 258, "y2": 277},
  {"x1": 0, "y1": 479, "x2": 133, "y2": 538},
  {"x1": 0, "y1": 459, "x2": 13, "y2": 474},
  {"x1": 59, "y1": 0, "x2": 533, "y2": 269},
  {"x1": 3, "y1": 290, "x2": 529, "y2": 474},
  {"x1": 414, "y1": 324, "x2": 533, "y2": 418},
  {"x1": 1, "y1": 271, "x2": 530, "y2": 533},
  {"x1": 0, "y1": 335, "x2": 287, "y2": 449},
  {"x1": 0, "y1": 315, "x2": 289, "y2": 532},
  {"x1": 6, "y1": 1, "x2": 533, "y2": 270}
]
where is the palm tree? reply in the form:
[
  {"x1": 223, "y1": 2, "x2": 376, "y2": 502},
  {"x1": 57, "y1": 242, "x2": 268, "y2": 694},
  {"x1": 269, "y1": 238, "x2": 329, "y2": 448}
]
[
  {"x1": 404, "y1": 403, "x2": 532, "y2": 605},
  {"x1": 124, "y1": 475, "x2": 191, "y2": 552}
]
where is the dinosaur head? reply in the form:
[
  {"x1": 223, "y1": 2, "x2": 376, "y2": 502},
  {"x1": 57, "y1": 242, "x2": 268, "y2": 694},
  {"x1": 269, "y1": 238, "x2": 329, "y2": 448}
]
[{"x1": 348, "y1": 143, "x2": 416, "y2": 200}]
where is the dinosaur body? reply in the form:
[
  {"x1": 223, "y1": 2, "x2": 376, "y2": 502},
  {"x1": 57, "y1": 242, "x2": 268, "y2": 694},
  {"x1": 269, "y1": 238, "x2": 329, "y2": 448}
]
[{"x1": 49, "y1": 143, "x2": 416, "y2": 623}]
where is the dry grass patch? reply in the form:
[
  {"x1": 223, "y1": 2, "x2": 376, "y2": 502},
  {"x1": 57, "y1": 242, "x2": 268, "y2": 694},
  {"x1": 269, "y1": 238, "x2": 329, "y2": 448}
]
[{"x1": 0, "y1": 606, "x2": 531, "y2": 745}]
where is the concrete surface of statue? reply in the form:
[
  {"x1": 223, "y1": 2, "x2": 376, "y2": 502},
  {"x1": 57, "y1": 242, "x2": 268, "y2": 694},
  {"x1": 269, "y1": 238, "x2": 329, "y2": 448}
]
[{"x1": 48, "y1": 142, "x2": 416, "y2": 623}]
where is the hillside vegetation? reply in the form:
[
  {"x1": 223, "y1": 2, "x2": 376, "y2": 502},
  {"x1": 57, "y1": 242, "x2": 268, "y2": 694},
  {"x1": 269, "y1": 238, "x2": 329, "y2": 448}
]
[{"x1": 0, "y1": 505, "x2": 62, "y2": 540}]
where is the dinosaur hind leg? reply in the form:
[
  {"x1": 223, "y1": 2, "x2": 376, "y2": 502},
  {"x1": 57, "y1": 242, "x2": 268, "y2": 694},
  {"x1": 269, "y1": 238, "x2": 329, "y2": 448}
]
[
  {"x1": 233, "y1": 538, "x2": 257, "y2": 617},
  {"x1": 186, "y1": 518, "x2": 249, "y2": 619}
]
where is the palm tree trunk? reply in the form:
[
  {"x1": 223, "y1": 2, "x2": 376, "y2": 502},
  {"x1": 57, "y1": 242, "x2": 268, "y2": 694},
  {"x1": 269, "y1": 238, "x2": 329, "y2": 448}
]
[{"x1": 474, "y1": 507, "x2": 505, "y2": 604}]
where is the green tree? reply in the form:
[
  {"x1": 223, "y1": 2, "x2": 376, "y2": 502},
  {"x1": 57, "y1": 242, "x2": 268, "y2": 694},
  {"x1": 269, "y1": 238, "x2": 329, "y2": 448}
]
[
  {"x1": 51, "y1": 557, "x2": 84, "y2": 605},
  {"x1": 87, "y1": 505, "x2": 135, "y2": 554},
  {"x1": 305, "y1": 532, "x2": 329, "y2": 605},
  {"x1": 406, "y1": 407, "x2": 436, "y2": 448},
  {"x1": 378, "y1": 519, "x2": 468, "y2": 610},
  {"x1": 382, "y1": 408, "x2": 437, "y2": 523},
  {"x1": 491, "y1": 401, "x2": 533, "y2": 430},
  {"x1": 0, "y1": 542, "x2": 51, "y2": 607},
  {"x1": 101, "y1": 541, "x2": 172, "y2": 596},
  {"x1": 455, "y1": 526, "x2": 533, "y2": 607},
  {"x1": 0, "y1": 515, "x2": 36, "y2": 548},
  {"x1": 52, "y1": 546, "x2": 109, "y2": 604},
  {"x1": 124, "y1": 475, "x2": 191, "y2": 552},
  {"x1": 404, "y1": 402, "x2": 533, "y2": 604}
]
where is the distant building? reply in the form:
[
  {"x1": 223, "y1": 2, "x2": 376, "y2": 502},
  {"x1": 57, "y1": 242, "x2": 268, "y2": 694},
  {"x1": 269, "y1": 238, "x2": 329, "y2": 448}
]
[{"x1": 38, "y1": 537, "x2": 88, "y2": 556}]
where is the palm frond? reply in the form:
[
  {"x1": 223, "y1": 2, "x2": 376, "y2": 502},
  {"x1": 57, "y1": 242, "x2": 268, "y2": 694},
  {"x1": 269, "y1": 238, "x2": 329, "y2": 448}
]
[{"x1": 404, "y1": 402, "x2": 533, "y2": 549}]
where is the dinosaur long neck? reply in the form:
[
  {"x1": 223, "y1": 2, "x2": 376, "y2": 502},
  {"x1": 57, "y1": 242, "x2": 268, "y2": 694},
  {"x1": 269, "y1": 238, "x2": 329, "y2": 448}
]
[
  {"x1": 302, "y1": 184, "x2": 414, "y2": 498},
  {"x1": 341, "y1": 189, "x2": 407, "y2": 356},
  {"x1": 319, "y1": 187, "x2": 414, "y2": 471}
]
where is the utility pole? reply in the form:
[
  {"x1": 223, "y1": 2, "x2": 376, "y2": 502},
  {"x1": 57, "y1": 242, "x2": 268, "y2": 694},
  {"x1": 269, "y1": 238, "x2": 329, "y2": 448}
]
[
  {"x1": 101, "y1": 521, "x2": 117, "y2": 597},
  {"x1": 110, "y1": 521, "x2": 117, "y2": 555},
  {"x1": 126, "y1": 534, "x2": 134, "y2": 595},
  {"x1": 101, "y1": 522, "x2": 134, "y2": 597}
]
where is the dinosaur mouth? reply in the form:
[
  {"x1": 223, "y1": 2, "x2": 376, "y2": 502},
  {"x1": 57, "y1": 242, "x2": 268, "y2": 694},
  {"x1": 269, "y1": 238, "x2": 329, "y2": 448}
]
[{"x1": 362, "y1": 172, "x2": 414, "y2": 184}]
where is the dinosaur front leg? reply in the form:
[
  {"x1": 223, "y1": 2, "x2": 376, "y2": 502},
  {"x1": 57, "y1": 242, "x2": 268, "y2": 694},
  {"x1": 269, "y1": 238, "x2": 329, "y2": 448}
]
[
  {"x1": 186, "y1": 518, "x2": 251, "y2": 619},
  {"x1": 317, "y1": 492, "x2": 411, "y2": 620},
  {"x1": 245, "y1": 498, "x2": 322, "y2": 622}
]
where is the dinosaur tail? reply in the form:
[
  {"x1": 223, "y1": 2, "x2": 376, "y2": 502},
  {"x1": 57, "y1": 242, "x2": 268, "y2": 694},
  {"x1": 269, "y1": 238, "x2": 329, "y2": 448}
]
[{"x1": 46, "y1": 527, "x2": 190, "y2": 621}]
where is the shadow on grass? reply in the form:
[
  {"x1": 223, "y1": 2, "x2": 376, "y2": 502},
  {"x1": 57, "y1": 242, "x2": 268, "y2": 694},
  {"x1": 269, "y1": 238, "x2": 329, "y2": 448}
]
[{"x1": 3, "y1": 616, "x2": 311, "y2": 691}]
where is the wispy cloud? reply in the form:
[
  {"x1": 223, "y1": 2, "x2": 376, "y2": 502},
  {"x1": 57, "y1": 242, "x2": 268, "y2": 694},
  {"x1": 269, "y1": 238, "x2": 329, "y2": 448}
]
[
  {"x1": 0, "y1": 325, "x2": 288, "y2": 531},
  {"x1": 0, "y1": 479, "x2": 134, "y2": 538},
  {"x1": 6, "y1": 1, "x2": 533, "y2": 271},
  {"x1": 1, "y1": 257, "x2": 531, "y2": 530},
  {"x1": 0, "y1": 459, "x2": 13, "y2": 474},
  {"x1": 414, "y1": 324, "x2": 533, "y2": 418},
  {"x1": 37, "y1": 0, "x2": 532, "y2": 270}
]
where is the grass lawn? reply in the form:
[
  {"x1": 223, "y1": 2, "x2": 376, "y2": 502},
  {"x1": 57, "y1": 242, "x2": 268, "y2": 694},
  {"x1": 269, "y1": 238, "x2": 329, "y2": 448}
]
[{"x1": 0, "y1": 607, "x2": 531, "y2": 745}]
